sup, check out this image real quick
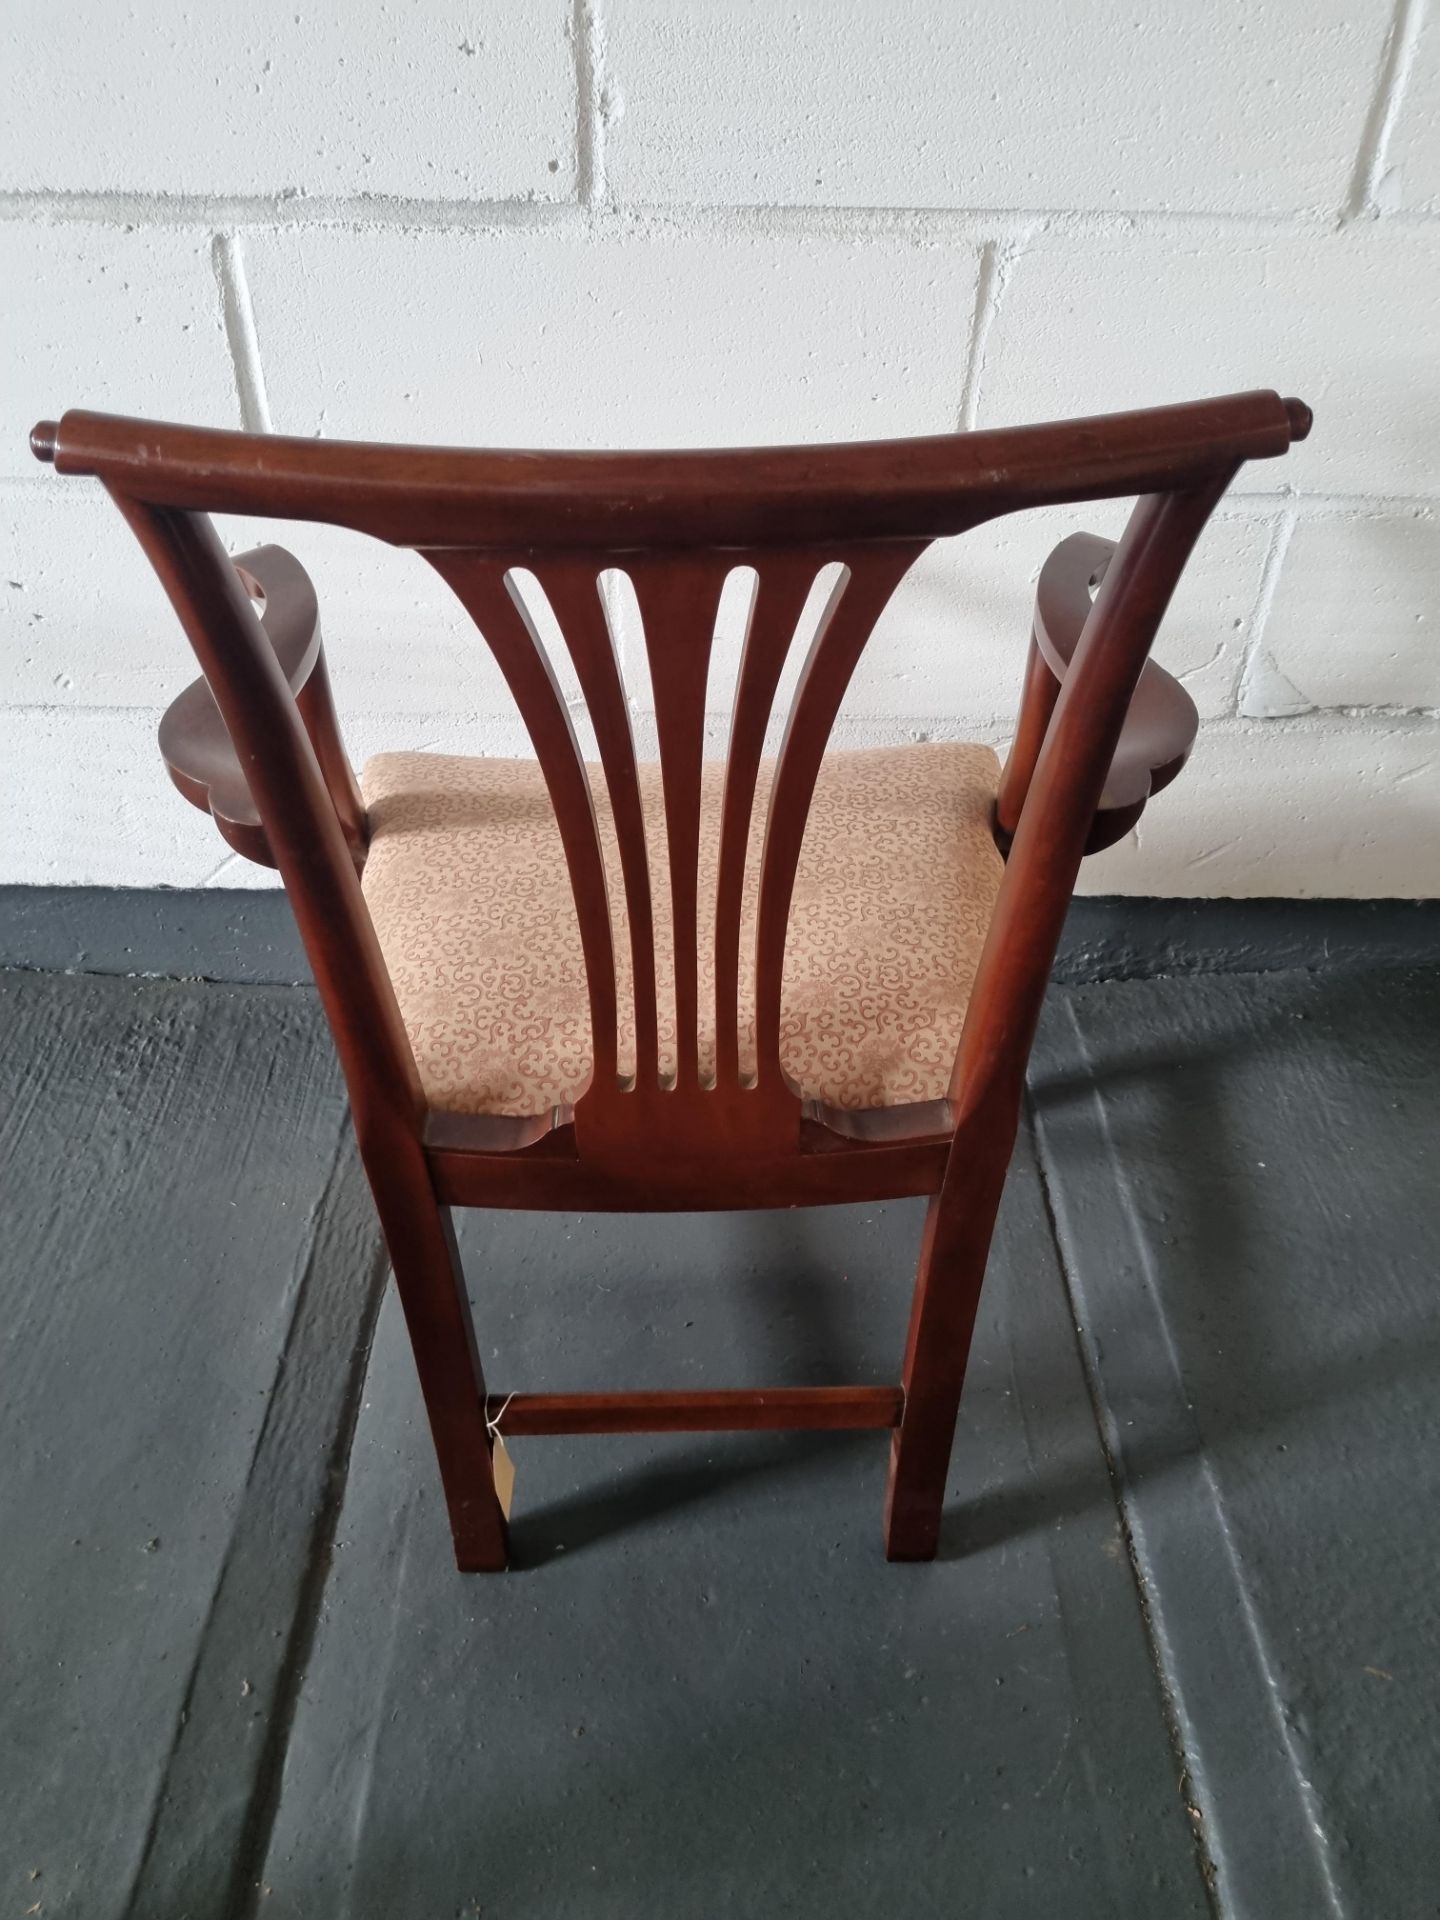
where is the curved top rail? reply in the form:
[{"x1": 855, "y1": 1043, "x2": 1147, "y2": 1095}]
[{"x1": 31, "y1": 392, "x2": 1310, "y2": 552}]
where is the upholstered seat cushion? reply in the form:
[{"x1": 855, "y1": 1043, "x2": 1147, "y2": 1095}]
[{"x1": 360, "y1": 742, "x2": 1004, "y2": 1117}]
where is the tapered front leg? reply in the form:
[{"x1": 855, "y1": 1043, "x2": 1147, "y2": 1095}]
[{"x1": 884, "y1": 1151, "x2": 1010, "y2": 1562}]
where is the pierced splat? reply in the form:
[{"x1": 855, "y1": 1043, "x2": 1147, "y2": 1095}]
[
  {"x1": 712, "y1": 556, "x2": 817, "y2": 1088},
  {"x1": 33, "y1": 392, "x2": 1311, "y2": 1572},
  {"x1": 422, "y1": 540, "x2": 928, "y2": 1165}
]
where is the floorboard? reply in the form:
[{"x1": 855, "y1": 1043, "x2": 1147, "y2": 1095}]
[
  {"x1": 1031, "y1": 968, "x2": 1440, "y2": 1919},
  {"x1": 4, "y1": 952, "x2": 1438, "y2": 1917},
  {"x1": 253, "y1": 1139, "x2": 1202, "y2": 1919},
  {"x1": 0, "y1": 973, "x2": 385, "y2": 1920}
]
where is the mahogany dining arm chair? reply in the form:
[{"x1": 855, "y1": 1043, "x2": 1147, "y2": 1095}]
[{"x1": 29, "y1": 392, "x2": 1311, "y2": 1571}]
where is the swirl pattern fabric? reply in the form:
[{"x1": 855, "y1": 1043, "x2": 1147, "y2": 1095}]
[{"x1": 360, "y1": 742, "x2": 1004, "y2": 1116}]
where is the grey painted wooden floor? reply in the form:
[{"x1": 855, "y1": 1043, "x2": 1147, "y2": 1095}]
[{"x1": 3, "y1": 955, "x2": 1437, "y2": 1918}]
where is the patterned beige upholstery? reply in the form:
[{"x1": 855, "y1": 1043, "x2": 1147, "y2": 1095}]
[{"x1": 360, "y1": 743, "x2": 1004, "y2": 1117}]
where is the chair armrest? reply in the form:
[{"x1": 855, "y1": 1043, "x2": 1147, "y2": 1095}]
[
  {"x1": 996, "y1": 531, "x2": 1200, "y2": 856},
  {"x1": 157, "y1": 544, "x2": 364, "y2": 868}
]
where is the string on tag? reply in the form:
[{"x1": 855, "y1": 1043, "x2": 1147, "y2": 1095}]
[{"x1": 486, "y1": 1394, "x2": 517, "y2": 1520}]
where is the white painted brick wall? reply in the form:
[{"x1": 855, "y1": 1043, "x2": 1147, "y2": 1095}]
[
  {"x1": 1264, "y1": 512, "x2": 1440, "y2": 709},
  {"x1": 3, "y1": 225, "x2": 236, "y2": 481},
  {"x1": 3, "y1": 0, "x2": 1437, "y2": 898},
  {"x1": 242, "y1": 225, "x2": 983, "y2": 446},
  {"x1": 977, "y1": 227, "x2": 1440, "y2": 500},
  {"x1": 603, "y1": 0, "x2": 1392, "y2": 216},
  {"x1": 1388, "y1": 2, "x2": 1440, "y2": 211},
  {"x1": 5, "y1": 1, "x2": 577, "y2": 201}
]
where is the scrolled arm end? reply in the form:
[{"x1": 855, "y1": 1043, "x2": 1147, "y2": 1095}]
[
  {"x1": 157, "y1": 544, "x2": 365, "y2": 868},
  {"x1": 996, "y1": 531, "x2": 1200, "y2": 857}
]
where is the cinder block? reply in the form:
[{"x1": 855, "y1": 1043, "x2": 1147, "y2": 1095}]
[
  {"x1": 2, "y1": 491, "x2": 532, "y2": 718},
  {"x1": 4, "y1": 223, "x2": 238, "y2": 479},
  {"x1": 847, "y1": 505, "x2": 1270, "y2": 730},
  {"x1": 220, "y1": 517, "x2": 557, "y2": 720},
  {"x1": 1386, "y1": 6, "x2": 1440, "y2": 213},
  {"x1": 244, "y1": 225, "x2": 981, "y2": 448},
  {"x1": 1264, "y1": 511, "x2": 1440, "y2": 711},
  {"x1": 0, "y1": 696, "x2": 546, "y2": 888},
  {"x1": 5, "y1": 483, "x2": 605, "y2": 764},
  {"x1": 1, "y1": 487, "x2": 561, "y2": 870},
  {"x1": 0, "y1": 0, "x2": 575, "y2": 201},
  {"x1": 978, "y1": 228, "x2": 1440, "y2": 500},
  {"x1": 604, "y1": 0, "x2": 1389, "y2": 215},
  {"x1": 2, "y1": 490, "x2": 184, "y2": 705},
  {"x1": 0, "y1": 705, "x2": 253, "y2": 887},
  {"x1": 1078, "y1": 720, "x2": 1440, "y2": 897}
]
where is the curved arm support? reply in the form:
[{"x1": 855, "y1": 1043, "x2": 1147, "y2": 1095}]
[
  {"x1": 951, "y1": 477, "x2": 1231, "y2": 1127},
  {"x1": 156, "y1": 544, "x2": 366, "y2": 867},
  {"x1": 995, "y1": 531, "x2": 1200, "y2": 856}
]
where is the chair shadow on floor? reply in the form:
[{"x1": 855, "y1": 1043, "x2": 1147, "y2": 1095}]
[
  {"x1": 972, "y1": 965, "x2": 1440, "y2": 1560},
  {"x1": 492, "y1": 966, "x2": 1440, "y2": 1570},
  {"x1": 511, "y1": 1433, "x2": 879, "y2": 1567},
  {"x1": 496, "y1": 1203, "x2": 908, "y2": 1568}
]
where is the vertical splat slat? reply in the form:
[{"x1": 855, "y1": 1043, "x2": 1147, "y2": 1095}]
[
  {"x1": 629, "y1": 555, "x2": 730, "y2": 1089},
  {"x1": 539, "y1": 560, "x2": 661, "y2": 1090},
  {"x1": 423, "y1": 551, "x2": 620, "y2": 1095},
  {"x1": 752, "y1": 542, "x2": 925, "y2": 1091},
  {"x1": 713, "y1": 555, "x2": 817, "y2": 1087}
]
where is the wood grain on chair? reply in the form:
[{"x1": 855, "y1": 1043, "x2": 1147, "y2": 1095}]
[{"x1": 31, "y1": 391, "x2": 1311, "y2": 1569}]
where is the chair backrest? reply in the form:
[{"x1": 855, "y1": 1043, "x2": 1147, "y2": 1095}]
[{"x1": 31, "y1": 394, "x2": 1308, "y2": 1166}]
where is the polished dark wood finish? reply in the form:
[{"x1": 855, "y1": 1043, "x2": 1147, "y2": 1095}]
[
  {"x1": 889, "y1": 481, "x2": 1232, "y2": 1556},
  {"x1": 996, "y1": 531, "x2": 1202, "y2": 855},
  {"x1": 425, "y1": 1117, "x2": 953, "y2": 1212},
  {"x1": 32, "y1": 390, "x2": 1309, "y2": 1571},
  {"x1": 156, "y1": 544, "x2": 367, "y2": 867},
  {"x1": 31, "y1": 394, "x2": 1307, "y2": 547},
  {"x1": 484, "y1": 1387, "x2": 905, "y2": 1437}
]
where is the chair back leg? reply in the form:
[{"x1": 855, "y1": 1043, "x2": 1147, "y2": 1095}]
[
  {"x1": 883, "y1": 1131, "x2": 1015, "y2": 1560},
  {"x1": 364, "y1": 1145, "x2": 509, "y2": 1571}
]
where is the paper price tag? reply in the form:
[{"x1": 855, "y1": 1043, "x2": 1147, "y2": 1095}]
[{"x1": 492, "y1": 1433, "x2": 516, "y2": 1520}]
